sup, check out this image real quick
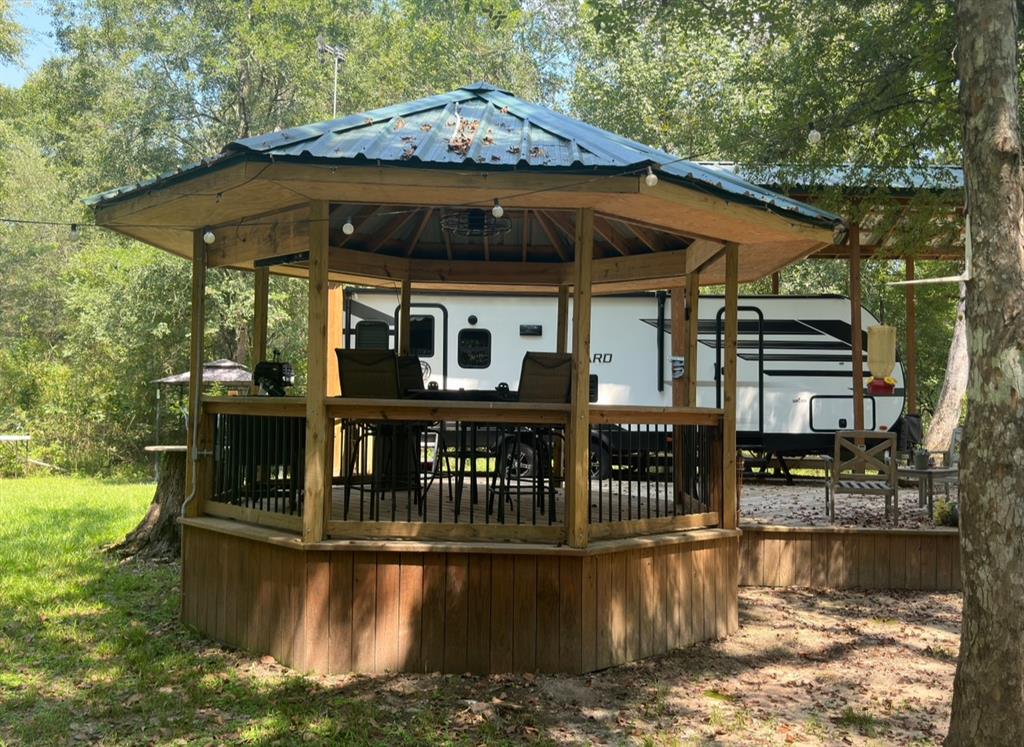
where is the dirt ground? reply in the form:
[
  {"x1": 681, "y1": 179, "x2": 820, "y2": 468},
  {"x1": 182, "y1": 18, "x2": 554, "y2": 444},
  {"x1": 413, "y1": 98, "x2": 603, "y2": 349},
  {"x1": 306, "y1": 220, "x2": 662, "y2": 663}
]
[
  {"x1": 741, "y1": 478, "x2": 955, "y2": 529},
  {"x1": 245, "y1": 587, "x2": 961, "y2": 746}
]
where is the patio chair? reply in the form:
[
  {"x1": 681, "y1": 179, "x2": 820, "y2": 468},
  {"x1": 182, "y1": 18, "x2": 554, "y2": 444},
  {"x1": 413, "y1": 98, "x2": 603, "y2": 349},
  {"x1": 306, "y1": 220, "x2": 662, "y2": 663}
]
[
  {"x1": 824, "y1": 430, "x2": 898, "y2": 522},
  {"x1": 397, "y1": 354, "x2": 426, "y2": 394},
  {"x1": 936, "y1": 426, "x2": 963, "y2": 499},
  {"x1": 336, "y1": 350, "x2": 422, "y2": 518},
  {"x1": 489, "y1": 353, "x2": 573, "y2": 520}
]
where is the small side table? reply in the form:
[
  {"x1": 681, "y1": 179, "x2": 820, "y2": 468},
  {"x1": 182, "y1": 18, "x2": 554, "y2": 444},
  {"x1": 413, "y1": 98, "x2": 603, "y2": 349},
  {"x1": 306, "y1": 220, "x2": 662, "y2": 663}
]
[{"x1": 897, "y1": 466, "x2": 958, "y2": 519}]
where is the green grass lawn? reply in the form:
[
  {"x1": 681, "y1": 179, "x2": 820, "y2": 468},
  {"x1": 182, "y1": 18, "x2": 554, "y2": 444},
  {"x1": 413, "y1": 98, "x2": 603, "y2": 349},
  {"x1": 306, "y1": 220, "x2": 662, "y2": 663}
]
[{"x1": 0, "y1": 476, "x2": 526, "y2": 746}]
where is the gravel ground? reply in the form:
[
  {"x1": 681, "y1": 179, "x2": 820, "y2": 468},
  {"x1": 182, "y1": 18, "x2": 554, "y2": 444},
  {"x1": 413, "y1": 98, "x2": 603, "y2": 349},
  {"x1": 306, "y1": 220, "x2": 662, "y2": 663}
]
[{"x1": 740, "y1": 478, "x2": 956, "y2": 528}]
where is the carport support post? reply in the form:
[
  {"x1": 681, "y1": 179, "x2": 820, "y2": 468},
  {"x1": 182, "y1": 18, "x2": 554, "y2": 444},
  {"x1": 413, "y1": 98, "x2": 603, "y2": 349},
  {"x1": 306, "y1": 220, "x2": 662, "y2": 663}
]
[
  {"x1": 251, "y1": 267, "x2": 269, "y2": 394},
  {"x1": 849, "y1": 224, "x2": 865, "y2": 430},
  {"x1": 905, "y1": 257, "x2": 918, "y2": 413},
  {"x1": 183, "y1": 230, "x2": 207, "y2": 518},
  {"x1": 303, "y1": 200, "x2": 331, "y2": 543},
  {"x1": 398, "y1": 278, "x2": 412, "y2": 355},
  {"x1": 566, "y1": 208, "x2": 593, "y2": 549},
  {"x1": 672, "y1": 273, "x2": 698, "y2": 507},
  {"x1": 328, "y1": 283, "x2": 345, "y2": 476},
  {"x1": 723, "y1": 244, "x2": 739, "y2": 530},
  {"x1": 554, "y1": 284, "x2": 570, "y2": 480}
]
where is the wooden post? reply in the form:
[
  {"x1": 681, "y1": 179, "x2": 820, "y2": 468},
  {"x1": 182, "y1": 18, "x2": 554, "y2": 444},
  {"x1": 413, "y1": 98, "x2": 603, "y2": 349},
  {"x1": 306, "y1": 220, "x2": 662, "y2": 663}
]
[
  {"x1": 671, "y1": 279, "x2": 687, "y2": 506},
  {"x1": 556, "y1": 284, "x2": 569, "y2": 353},
  {"x1": 303, "y1": 200, "x2": 331, "y2": 543},
  {"x1": 327, "y1": 282, "x2": 345, "y2": 476},
  {"x1": 685, "y1": 275, "x2": 700, "y2": 407},
  {"x1": 184, "y1": 230, "x2": 207, "y2": 517},
  {"x1": 722, "y1": 244, "x2": 739, "y2": 530},
  {"x1": 398, "y1": 278, "x2": 412, "y2": 355},
  {"x1": 771, "y1": 271, "x2": 781, "y2": 295},
  {"x1": 905, "y1": 257, "x2": 918, "y2": 413},
  {"x1": 566, "y1": 208, "x2": 593, "y2": 549},
  {"x1": 849, "y1": 224, "x2": 865, "y2": 430},
  {"x1": 250, "y1": 267, "x2": 269, "y2": 394}
]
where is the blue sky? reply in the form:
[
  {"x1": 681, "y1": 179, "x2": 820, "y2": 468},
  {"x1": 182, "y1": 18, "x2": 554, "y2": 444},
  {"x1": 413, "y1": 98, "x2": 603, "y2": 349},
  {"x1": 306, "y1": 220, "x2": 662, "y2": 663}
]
[{"x1": 1, "y1": 1, "x2": 55, "y2": 87}]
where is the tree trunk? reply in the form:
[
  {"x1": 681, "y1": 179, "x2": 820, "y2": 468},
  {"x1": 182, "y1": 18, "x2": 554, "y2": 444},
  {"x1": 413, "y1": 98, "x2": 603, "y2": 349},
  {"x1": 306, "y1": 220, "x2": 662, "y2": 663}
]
[
  {"x1": 109, "y1": 451, "x2": 185, "y2": 561},
  {"x1": 923, "y1": 283, "x2": 968, "y2": 453},
  {"x1": 947, "y1": 1, "x2": 1024, "y2": 744}
]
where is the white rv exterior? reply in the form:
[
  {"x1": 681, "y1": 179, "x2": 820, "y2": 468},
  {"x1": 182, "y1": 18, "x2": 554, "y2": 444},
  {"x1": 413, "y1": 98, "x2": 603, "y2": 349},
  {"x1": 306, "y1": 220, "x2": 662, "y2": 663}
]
[{"x1": 344, "y1": 289, "x2": 906, "y2": 454}]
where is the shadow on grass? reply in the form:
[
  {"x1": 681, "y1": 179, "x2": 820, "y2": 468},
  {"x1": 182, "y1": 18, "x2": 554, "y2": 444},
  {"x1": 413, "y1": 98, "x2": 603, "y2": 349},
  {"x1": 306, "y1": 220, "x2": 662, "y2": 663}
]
[{"x1": 1, "y1": 497, "x2": 958, "y2": 746}]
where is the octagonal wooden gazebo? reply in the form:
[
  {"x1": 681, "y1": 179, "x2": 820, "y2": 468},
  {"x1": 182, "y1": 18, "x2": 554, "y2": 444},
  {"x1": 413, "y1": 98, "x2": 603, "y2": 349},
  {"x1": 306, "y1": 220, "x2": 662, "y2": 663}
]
[{"x1": 89, "y1": 82, "x2": 842, "y2": 674}]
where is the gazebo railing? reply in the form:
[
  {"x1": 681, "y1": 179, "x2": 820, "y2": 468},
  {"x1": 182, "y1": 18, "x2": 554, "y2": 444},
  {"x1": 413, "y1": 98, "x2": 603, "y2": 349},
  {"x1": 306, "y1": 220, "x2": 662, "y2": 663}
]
[
  {"x1": 587, "y1": 407, "x2": 724, "y2": 540},
  {"x1": 194, "y1": 398, "x2": 725, "y2": 543}
]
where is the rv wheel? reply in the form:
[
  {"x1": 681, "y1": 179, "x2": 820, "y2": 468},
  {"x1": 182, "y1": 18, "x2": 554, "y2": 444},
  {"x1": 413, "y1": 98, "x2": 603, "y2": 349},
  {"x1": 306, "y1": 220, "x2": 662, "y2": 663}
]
[
  {"x1": 499, "y1": 440, "x2": 537, "y2": 479},
  {"x1": 589, "y1": 441, "x2": 611, "y2": 479}
]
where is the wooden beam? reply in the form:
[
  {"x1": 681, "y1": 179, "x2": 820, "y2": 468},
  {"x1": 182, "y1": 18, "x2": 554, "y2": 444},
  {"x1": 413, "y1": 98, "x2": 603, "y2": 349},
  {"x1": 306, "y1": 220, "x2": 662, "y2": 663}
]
[
  {"x1": 566, "y1": 208, "x2": 594, "y2": 549},
  {"x1": 250, "y1": 267, "x2": 269, "y2": 394},
  {"x1": 368, "y1": 208, "x2": 418, "y2": 253},
  {"x1": 327, "y1": 282, "x2": 344, "y2": 478},
  {"x1": 592, "y1": 215, "x2": 631, "y2": 255},
  {"x1": 905, "y1": 257, "x2": 918, "y2": 412},
  {"x1": 685, "y1": 239, "x2": 726, "y2": 274},
  {"x1": 723, "y1": 244, "x2": 739, "y2": 531},
  {"x1": 403, "y1": 207, "x2": 433, "y2": 257},
  {"x1": 850, "y1": 224, "x2": 865, "y2": 430},
  {"x1": 398, "y1": 278, "x2": 412, "y2": 355},
  {"x1": 205, "y1": 204, "x2": 309, "y2": 268},
  {"x1": 338, "y1": 205, "x2": 385, "y2": 248},
  {"x1": 535, "y1": 210, "x2": 570, "y2": 261},
  {"x1": 304, "y1": 200, "x2": 331, "y2": 543},
  {"x1": 521, "y1": 209, "x2": 530, "y2": 261},
  {"x1": 184, "y1": 230, "x2": 207, "y2": 518},
  {"x1": 621, "y1": 220, "x2": 667, "y2": 252}
]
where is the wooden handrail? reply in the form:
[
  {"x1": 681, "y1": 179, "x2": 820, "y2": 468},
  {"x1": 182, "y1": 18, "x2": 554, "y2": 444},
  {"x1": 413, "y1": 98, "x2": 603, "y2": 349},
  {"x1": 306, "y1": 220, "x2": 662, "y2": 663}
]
[
  {"x1": 202, "y1": 396, "x2": 306, "y2": 418},
  {"x1": 589, "y1": 405, "x2": 724, "y2": 426},
  {"x1": 325, "y1": 397, "x2": 571, "y2": 425}
]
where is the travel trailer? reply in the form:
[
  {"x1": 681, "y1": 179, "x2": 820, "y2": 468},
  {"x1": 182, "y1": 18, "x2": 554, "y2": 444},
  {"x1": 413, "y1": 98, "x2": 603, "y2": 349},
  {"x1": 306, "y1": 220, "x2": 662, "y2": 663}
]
[{"x1": 344, "y1": 288, "x2": 906, "y2": 458}]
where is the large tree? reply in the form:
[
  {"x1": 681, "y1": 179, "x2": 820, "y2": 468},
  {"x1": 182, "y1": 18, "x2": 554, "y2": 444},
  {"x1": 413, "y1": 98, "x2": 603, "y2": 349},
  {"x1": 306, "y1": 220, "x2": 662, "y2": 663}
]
[{"x1": 947, "y1": 0, "x2": 1024, "y2": 742}]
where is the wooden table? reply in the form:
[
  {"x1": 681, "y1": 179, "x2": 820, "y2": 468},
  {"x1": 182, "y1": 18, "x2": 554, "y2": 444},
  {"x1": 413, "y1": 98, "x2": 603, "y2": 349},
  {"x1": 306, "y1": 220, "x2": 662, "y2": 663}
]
[{"x1": 897, "y1": 466, "x2": 958, "y2": 519}]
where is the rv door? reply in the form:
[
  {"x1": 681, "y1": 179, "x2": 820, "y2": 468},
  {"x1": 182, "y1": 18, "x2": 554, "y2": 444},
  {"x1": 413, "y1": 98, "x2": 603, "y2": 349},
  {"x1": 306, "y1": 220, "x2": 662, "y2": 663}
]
[{"x1": 395, "y1": 303, "x2": 448, "y2": 389}]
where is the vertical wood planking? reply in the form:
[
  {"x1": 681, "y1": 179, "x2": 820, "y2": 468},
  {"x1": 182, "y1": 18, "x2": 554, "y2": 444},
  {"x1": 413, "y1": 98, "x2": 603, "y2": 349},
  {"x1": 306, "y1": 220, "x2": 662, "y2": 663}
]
[
  {"x1": 889, "y1": 535, "x2": 908, "y2": 590},
  {"x1": 398, "y1": 553, "x2": 424, "y2": 672},
  {"x1": 559, "y1": 557, "x2": 584, "y2": 673},
  {"x1": 466, "y1": 554, "x2": 492, "y2": 674},
  {"x1": 351, "y1": 552, "x2": 377, "y2": 672},
  {"x1": 443, "y1": 554, "x2": 469, "y2": 673},
  {"x1": 595, "y1": 553, "x2": 614, "y2": 668},
  {"x1": 727, "y1": 537, "x2": 739, "y2": 634},
  {"x1": 920, "y1": 535, "x2": 938, "y2": 590},
  {"x1": 625, "y1": 549, "x2": 641, "y2": 660},
  {"x1": 304, "y1": 552, "x2": 330, "y2": 673},
  {"x1": 874, "y1": 534, "x2": 892, "y2": 589},
  {"x1": 679, "y1": 545, "x2": 694, "y2": 646},
  {"x1": 581, "y1": 556, "x2": 597, "y2": 672},
  {"x1": 420, "y1": 554, "x2": 446, "y2": 672},
  {"x1": 905, "y1": 533, "x2": 922, "y2": 589},
  {"x1": 667, "y1": 545, "x2": 682, "y2": 650},
  {"x1": 329, "y1": 551, "x2": 353, "y2": 673},
  {"x1": 535, "y1": 556, "x2": 560, "y2": 672},
  {"x1": 490, "y1": 555, "x2": 515, "y2": 672},
  {"x1": 639, "y1": 548, "x2": 656, "y2": 658},
  {"x1": 856, "y1": 533, "x2": 875, "y2": 588},
  {"x1": 375, "y1": 554, "x2": 401, "y2": 672},
  {"x1": 512, "y1": 556, "x2": 537, "y2": 671}
]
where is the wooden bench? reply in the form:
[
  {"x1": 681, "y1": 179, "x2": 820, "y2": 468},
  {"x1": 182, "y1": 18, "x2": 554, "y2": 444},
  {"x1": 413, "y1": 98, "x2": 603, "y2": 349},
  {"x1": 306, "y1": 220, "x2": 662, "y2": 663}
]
[{"x1": 824, "y1": 431, "x2": 898, "y2": 522}]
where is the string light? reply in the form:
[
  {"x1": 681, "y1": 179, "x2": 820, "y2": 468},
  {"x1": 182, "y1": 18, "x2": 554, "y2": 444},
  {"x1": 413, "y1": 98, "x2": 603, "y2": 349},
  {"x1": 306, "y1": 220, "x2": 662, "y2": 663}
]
[
  {"x1": 69, "y1": 224, "x2": 80, "y2": 241},
  {"x1": 645, "y1": 166, "x2": 659, "y2": 187},
  {"x1": 202, "y1": 229, "x2": 216, "y2": 245},
  {"x1": 342, "y1": 217, "x2": 355, "y2": 235},
  {"x1": 807, "y1": 123, "x2": 822, "y2": 146},
  {"x1": 491, "y1": 198, "x2": 504, "y2": 219}
]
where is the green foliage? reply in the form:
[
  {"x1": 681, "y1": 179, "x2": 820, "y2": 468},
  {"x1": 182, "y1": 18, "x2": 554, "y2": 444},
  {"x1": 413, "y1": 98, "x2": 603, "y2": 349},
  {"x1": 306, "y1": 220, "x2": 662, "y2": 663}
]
[
  {"x1": 0, "y1": 0, "x2": 21, "y2": 64},
  {"x1": 934, "y1": 498, "x2": 959, "y2": 528},
  {"x1": 0, "y1": 0, "x2": 975, "y2": 474}
]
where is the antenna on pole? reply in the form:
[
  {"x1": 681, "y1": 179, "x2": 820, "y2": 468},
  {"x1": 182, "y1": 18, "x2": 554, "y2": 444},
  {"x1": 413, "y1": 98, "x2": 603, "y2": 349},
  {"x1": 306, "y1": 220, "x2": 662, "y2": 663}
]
[{"x1": 316, "y1": 35, "x2": 346, "y2": 118}]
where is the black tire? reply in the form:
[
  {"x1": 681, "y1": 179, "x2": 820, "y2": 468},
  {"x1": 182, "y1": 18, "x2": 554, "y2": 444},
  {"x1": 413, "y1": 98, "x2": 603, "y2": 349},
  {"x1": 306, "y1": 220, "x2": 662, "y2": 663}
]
[
  {"x1": 589, "y1": 440, "x2": 611, "y2": 479},
  {"x1": 499, "y1": 440, "x2": 537, "y2": 479}
]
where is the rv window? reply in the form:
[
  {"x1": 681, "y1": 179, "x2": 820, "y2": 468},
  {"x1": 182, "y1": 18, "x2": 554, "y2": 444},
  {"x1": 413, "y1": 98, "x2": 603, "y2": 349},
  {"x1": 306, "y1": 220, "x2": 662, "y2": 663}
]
[
  {"x1": 458, "y1": 328, "x2": 491, "y2": 368},
  {"x1": 354, "y1": 320, "x2": 390, "y2": 350},
  {"x1": 409, "y1": 315, "x2": 435, "y2": 357}
]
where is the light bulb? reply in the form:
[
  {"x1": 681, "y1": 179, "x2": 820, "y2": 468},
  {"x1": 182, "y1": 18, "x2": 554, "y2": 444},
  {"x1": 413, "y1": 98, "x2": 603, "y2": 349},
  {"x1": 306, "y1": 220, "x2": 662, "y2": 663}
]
[
  {"x1": 342, "y1": 217, "x2": 355, "y2": 235},
  {"x1": 70, "y1": 224, "x2": 80, "y2": 241},
  {"x1": 203, "y1": 230, "x2": 216, "y2": 245},
  {"x1": 491, "y1": 199, "x2": 504, "y2": 218},
  {"x1": 807, "y1": 127, "x2": 822, "y2": 146},
  {"x1": 644, "y1": 166, "x2": 659, "y2": 187}
]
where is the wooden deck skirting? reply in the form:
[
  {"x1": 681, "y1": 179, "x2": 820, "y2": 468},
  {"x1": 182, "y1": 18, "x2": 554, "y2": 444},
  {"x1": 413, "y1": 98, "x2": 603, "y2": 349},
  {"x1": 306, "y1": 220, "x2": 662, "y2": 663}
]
[
  {"x1": 180, "y1": 519, "x2": 740, "y2": 674},
  {"x1": 739, "y1": 525, "x2": 962, "y2": 591}
]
